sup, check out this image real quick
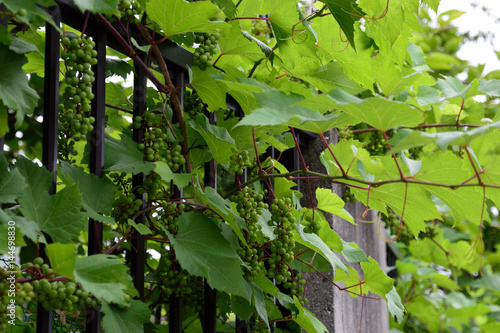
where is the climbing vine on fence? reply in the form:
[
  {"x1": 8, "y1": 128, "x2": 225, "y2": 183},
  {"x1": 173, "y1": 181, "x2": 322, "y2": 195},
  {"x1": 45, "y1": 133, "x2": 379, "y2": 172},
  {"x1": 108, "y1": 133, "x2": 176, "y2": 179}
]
[{"x1": 0, "y1": 0, "x2": 499, "y2": 332}]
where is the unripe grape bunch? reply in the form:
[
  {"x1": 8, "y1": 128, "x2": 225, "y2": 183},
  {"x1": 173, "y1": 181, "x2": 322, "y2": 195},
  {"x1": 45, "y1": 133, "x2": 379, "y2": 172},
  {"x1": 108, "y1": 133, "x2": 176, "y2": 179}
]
[
  {"x1": 193, "y1": 32, "x2": 220, "y2": 70},
  {"x1": 58, "y1": 33, "x2": 97, "y2": 159}
]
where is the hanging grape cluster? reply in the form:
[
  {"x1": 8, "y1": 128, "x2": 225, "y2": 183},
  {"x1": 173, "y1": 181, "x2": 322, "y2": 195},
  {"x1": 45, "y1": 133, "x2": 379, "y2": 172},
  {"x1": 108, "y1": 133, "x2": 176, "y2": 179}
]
[
  {"x1": 252, "y1": 19, "x2": 271, "y2": 39},
  {"x1": 183, "y1": 89, "x2": 205, "y2": 118},
  {"x1": 267, "y1": 198, "x2": 297, "y2": 285},
  {"x1": 193, "y1": 32, "x2": 220, "y2": 70},
  {"x1": 58, "y1": 33, "x2": 97, "y2": 160},
  {"x1": 105, "y1": 0, "x2": 142, "y2": 23},
  {"x1": 110, "y1": 172, "x2": 142, "y2": 223},
  {"x1": 229, "y1": 147, "x2": 254, "y2": 175},
  {"x1": 134, "y1": 110, "x2": 185, "y2": 171},
  {"x1": 0, "y1": 257, "x2": 102, "y2": 330},
  {"x1": 231, "y1": 188, "x2": 268, "y2": 282},
  {"x1": 339, "y1": 124, "x2": 389, "y2": 156},
  {"x1": 382, "y1": 208, "x2": 437, "y2": 245}
]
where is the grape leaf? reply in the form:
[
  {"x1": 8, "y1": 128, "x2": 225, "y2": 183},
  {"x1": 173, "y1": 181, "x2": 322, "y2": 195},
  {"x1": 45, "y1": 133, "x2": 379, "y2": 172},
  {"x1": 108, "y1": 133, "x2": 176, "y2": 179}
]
[
  {"x1": 1, "y1": 0, "x2": 57, "y2": 27},
  {"x1": 335, "y1": 97, "x2": 423, "y2": 131},
  {"x1": 294, "y1": 224, "x2": 348, "y2": 274},
  {"x1": 104, "y1": 132, "x2": 154, "y2": 174},
  {"x1": 46, "y1": 243, "x2": 76, "y2": 279},
  {"x1": 14, "y1": 157, "x2": 87, "y2": 243},
  {"x1": 189, "y1": 114, "x2": 235, "y2": 164},
  {"x1": 166, "y1": 211, "x2": 251, "y2": 300},
  {"x1": 361, "y1": 256, "x2": 394, "y2": 297},
  {"x1": 316, "y1": 188, "x2": 354, "y2": 224},
  {"x1": 59, "y1": 161, "x2": 116, "y2": 217},
  {"x1": 218, "y1": 21, "x2": 264, "y2": 62},
  {"x1": 74, "y1": 254, "x2": 138, "y2": 306},
  {"x1": 211, "y1": 0, "x2": 237, "y2": 19},
  {"x1": 322, "y1": 0, "x2": 364, "y2": 50},
  {"x1": 190, "y1": 67, "x2": 227, "y2": 112},
  {"x1": 341, "y1": 240, "x2": 369, "y2": 263},
  {"x1": 0, "y1": 153, "x2": 26, "y2": 203},
  {"x1": 147, "y1": 0, "x2": 226, "y2": 37},
  {"x1": 293, "y1": 296, "x2": 328, "y2": 333},
  {"x1": 102, "y1": 300, "x2": 150, "y2": 333},
  {"x1": 154, "y1": 162, "x2": 192, "y2": 188},
  {"x1": 386, "y1": 286, "x2": 405, "y2": 322},
  {"x1": 0, "y1": 48, "x2": 39, "y2": 128},
  {"x1": 0, "y1": 209, "x2": 41, "y2": 243},
  {"x1": 73, "y1": 0, "x2": 120, "y2": 15}
]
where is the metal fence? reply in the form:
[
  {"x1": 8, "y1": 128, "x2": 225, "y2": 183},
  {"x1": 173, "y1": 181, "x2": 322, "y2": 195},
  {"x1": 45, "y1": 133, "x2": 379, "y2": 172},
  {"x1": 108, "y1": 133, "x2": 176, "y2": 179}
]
[
  {"x1": 3, "y1": 1, "x2": 394, "y2": 332},
  {"x1": 17, "y1": 1, "x2": 307, "y2": 332}
]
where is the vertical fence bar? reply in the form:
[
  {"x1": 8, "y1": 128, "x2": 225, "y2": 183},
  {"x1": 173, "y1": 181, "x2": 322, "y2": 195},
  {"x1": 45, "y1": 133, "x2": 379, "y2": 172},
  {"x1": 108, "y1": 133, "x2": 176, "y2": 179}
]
[
  {"x1": 131, "y1": 55, "x2": 147, "y2": 300},
  {"x1": 85, "y1": 28, "x2": 106, "y2": 332},
  {"x1": 0, "y1": 3, "x2": 6, "y2": 154},
  {"x1": 203, "y1": 109, "x2": 217, "y2": 333},
  {"x1": 37, "y1": 5, "x2": 60, "y2": 333},
  {"x1": 169, "y1": 71, "x2": 184, "y2": 333}
]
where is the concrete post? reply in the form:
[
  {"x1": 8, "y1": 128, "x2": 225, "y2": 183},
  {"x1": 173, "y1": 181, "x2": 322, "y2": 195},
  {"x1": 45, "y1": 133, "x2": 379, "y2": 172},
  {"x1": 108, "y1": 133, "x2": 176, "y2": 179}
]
[{"x1": 301, "y1": 129, "x2": 388, "y2": 333}]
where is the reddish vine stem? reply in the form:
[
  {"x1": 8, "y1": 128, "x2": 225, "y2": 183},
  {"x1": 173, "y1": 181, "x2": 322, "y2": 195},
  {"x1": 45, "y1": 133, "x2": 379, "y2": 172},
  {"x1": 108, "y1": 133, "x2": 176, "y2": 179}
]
[
  {"x1": 320, "y1": 132, "x2": 347, "y2": 177},
  {"x1": 95, "y1": 13, "x2": 168, "y2": 92},
  {"x1": 382, "y1": 130, "x2": 406, "y2": 180},
  {"x1": 456, "y1": 98, "x2": 465, "y2": 130},
  {"x1": 290, "y1": 127, "x2": 315, "y2": 217},
  {"x1": 295, "y1": 257, "x2": 383, "y2": 300},
  {"x1": 358, "y1": 283, "x2": 364, "y2": 333},
  {"x1": 464, "y1": 146, "x2": 484, "y2": 185}
]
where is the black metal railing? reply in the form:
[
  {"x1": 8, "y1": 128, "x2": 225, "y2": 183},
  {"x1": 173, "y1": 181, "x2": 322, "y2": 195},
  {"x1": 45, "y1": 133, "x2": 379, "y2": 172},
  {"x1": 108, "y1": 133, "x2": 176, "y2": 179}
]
[{"x1": 4, "y1": 1, "x2": 325, "y2": 332}]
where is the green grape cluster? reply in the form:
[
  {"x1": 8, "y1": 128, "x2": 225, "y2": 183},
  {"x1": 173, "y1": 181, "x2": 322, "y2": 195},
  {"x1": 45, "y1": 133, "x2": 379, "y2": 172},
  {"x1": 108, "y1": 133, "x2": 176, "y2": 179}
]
[
  {"x1": 117, "y1": 0, "x2": 141, "y2": 23},
  {"x1": 183, "y1": 89, "x2": 204, "y2": 118},
  {"x1": 154, "y1": 250, "x2": 200, "y2": 298},
  {"x1": 134, "y1": 111, "x2": 185, "y2": 171},
  {"x1": 302, "y1": 213, "x2": 321, "y2": 234},
  {"x1": 0, "y1": 265, "x2": 22, "y2": 330},
  {"x1": 383, "y1": 209, "x2": 438, "y2": 245},
  {"x1": 252, "y1": 19, "x2": 271, "y2": 39},
  {"x1": 158, "y1": 202, "x2": 186, "y2": 234},
  {"x1": 0, "y1": 257, "x2": 101, "y2": 327},
  {"x1": 339, "y1": 124, "x2": 389, "y2": 156},
  {"x1": 141, "y1": 171, "x2": 170, "y2": 200},
  {"x1": 58, "y1": 33, "x2": 97, "y2": 159},
  {"x1": 111, "y1": 192, "x2": 143, "y2": 223},
  {"x1": 267, "y1": 198, "x2": 297, "y2": 285},
  {"x1": 229, "y1": 147, "x2": 253, "y2": 175},
  {"x1": 342, "y1": 186, "x2": 356, "y2": 203},
  {"x1": 193, "y1": 32, "x2": 220, "y2": 70},
  {"x1": 231, "y1": 187, "x2": 268, "y2": 282}
]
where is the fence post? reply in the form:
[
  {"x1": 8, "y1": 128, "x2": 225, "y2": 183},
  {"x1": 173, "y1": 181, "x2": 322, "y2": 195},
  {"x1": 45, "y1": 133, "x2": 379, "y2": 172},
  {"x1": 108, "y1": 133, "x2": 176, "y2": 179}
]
[
  {"x1": 85, "y1": 26, "x2": 107, "y2": 333},
  {"x1": 131, "y1": 54, "x2": 147, "y2": 301},
  {"x1": 203, "y1": 110, "x2": 217, "y2": 333},
  {"x1": 37, "y1": 5, "x2": 61, "y2": 332}
]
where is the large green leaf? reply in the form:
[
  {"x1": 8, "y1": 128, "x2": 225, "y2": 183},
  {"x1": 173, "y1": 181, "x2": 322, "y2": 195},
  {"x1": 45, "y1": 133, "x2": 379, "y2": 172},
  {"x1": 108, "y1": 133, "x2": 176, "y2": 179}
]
[
  {"x1": 104, "y1": 132, "x2": 154, "y2": 174},
  {"x1": 166, "y1": 211, "x2": 251, "y2": 300},
  {"x1": 189, "y1": 114, "x2": 235, "y2": 164},
  {"x1": 1, "y1": 0, "x2": 57, "y2": 27},
  {"x1": 294, "y1": 224, "x2": 348, "y2": 274},
  {"x1": 0, "y1": 48, "x2": 39, "y2": 128},
  {"x1": 190, "y1": 67, "x2": 227, "y2": 112},
  {"x1": 0, "y1": 209, "x2": 40, "y2": 243},
  {"x1": 73, "y1": 0, "x2": 120, "y2": 15},
  {"x1": 361, "y1": 256, "x2": 394, "y2": 297},
  {"x1": 101, "y1": 300, "x2": 150, "y2": 333},
  {"x1": 59, "y1": 161, "x2": 116, "y2": 217},
  {"x1": 153, "y1": 162, "x2": 192, "y2": 188},
  {"x1": 316, "y1": 188, "x2": 354, "y2": 224},
  {"x1": 218, "y1": 21, "x2": 264, "y2": 62},
  {"x1": 335, "y1": 97, "x2": 423, "y2": 131},
  {"x1": 0, "y1": 153, "x2": 26, "y2": 203},
  {"x1": 323, "y1": 0, "x2": 364, "y2": 50},
  {"x1": 147, "y1": 0, "x2": 226, "y2": 37},
  {"x1": 74, "y1": 254, "x2": 138, "y2": 306},
  {"x1": 386, "y1": 286, "x2": 405, "y2": 322},
  {"x1": 293, "y1": 296, "x2": 328, "y2": 333},
  {"x1": 46, "y1": 243, "x2": 76, "y2": 279},
  {"x1": 15, "y1": 157, "x2": 87, "y2": 243}
]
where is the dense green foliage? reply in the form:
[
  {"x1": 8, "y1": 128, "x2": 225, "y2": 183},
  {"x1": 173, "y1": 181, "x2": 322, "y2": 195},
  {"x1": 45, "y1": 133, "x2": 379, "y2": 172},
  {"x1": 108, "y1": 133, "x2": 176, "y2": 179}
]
[{"x1": 0, "y1": 0, "x2": 499, "y2": 332}]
